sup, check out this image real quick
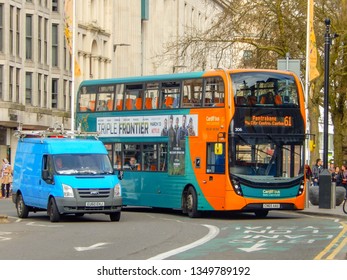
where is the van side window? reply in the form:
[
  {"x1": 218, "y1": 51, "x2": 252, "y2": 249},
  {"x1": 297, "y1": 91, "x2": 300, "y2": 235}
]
[{"x1": 42, "y1": 155, "x2": 54, "y2": 183}]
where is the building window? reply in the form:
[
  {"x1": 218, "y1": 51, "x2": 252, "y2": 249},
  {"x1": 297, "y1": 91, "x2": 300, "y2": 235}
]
[
  {"x1": 0, "y1": 4, "x2": 3, "y2": 52},
  {"x1": 63, "y1": 80, "x2": 68, "y2": 111},
  {"x1": 9, "y1": 66, "x2": 13, "y2": 101},
  {"x1": 52, "y1": 78, "x2": 58, "y2": 108},
  {"x1": 26, "y1": 14, "x2": 33, "y2": 60},
  {"x1": 44, "y1": 18, "x2": 48, "y2": 64},
  {"x1": 0, "y1": 65, "x2": 3, "y2": 100},
  {"x1": 25, "y1": 72, "x2": 32, "y2": 105},
  {"x1": 43, "y1": 75, "x2": 48, "y2": 107},
  {"x1": 10, "y1": 6, "x2": 14, "y2": 55},
  {"x1": 52, "y1": 0, "x2": 58, "y2": 12},
  {"x1": 16, "y1": 68, "x2": 20, "y2": 102},
  {"x1": 16, "y1": 8, "x2": 20, "y2": 57},
  {"x1": 52, "y1": 24, "x2": 58, "y2": 66},
  {"x1": 38, "y1": 16, "x2": 42, "y2": 63},
  {"x1": 38, "y1": 74, "x2": 42, "y2": 107}
]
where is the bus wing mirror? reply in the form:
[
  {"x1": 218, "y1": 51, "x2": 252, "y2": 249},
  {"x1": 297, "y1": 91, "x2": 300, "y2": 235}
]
[{"x1": 117, "y1": 170, "x2": 124, "y2": 180}]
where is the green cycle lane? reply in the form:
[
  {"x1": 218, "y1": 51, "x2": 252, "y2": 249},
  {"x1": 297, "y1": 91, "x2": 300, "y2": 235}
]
[{"x1": 166, "y1": 212, "x2": 347, "y2": 260}]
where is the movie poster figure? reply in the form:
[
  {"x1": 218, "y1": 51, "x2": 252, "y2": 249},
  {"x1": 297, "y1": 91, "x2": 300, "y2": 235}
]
[
  {"x1": 176, "y1": 114, "x2": 188, "y2": 147},
  {"x1": 161, "y1": 117, "x2": 168, "y2": 136},
  {"x1": 168, "y1": 115, "x2": 176, "y2": 147},
  {"x1": 187, "y1": 117, "x2": 196, "y2": 136}
]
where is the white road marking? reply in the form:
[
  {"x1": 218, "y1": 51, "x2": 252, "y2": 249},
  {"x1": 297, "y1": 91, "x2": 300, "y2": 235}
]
[
  {"x1": 26, "y1": 222, "x2": 62, "y2": 228},
  {"x1": 148, "y1": 224, "x2": 220, "y2": 260},
  {"x1": 238, "y1": 240, "x2": 267, "y2": 252},
  {"x1": 75, "y1": 242, "x2": 109, "y2": 252}
]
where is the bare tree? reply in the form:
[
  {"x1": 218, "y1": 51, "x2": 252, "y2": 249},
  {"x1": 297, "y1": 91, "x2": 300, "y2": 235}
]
[{"x1": 161, "y1": 0, "x2": 347, "y2": 165}]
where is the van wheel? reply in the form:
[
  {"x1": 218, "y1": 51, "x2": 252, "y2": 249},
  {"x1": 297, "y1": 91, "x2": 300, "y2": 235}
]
[
  {"x1": 16, "y1": 194, "x2": 29, "y2": 218},
  {"x1": 186, "y1": 187, "x2": 201, "y2": 218},
  {"x1": 48, "y1": 198, "x2": 60, "y2": 222},
  {"x1": 109, "y1": 212, "x2": 121, "y2": 222}
]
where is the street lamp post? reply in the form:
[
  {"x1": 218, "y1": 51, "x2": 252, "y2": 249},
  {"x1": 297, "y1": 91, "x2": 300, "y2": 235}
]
[
  {"x1": 323, "y1": 19, "x2": 331, "y2": 168},
  {"x1": 319, "y1": 18, "x2": 338, "y2": 209}
]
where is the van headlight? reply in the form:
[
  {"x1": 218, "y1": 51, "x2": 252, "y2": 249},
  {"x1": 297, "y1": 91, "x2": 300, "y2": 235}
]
[
  {"x1": 62, "y1": 184, "x2": 74, "y2": 198},
  {"x1": 114, "y1": 183, "x2": 121, "y2": 197}
]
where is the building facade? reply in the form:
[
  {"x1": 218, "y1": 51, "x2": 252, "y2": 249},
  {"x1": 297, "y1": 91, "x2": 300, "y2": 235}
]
[{"x1": 0, "y1": 0, "x2": 224, "y2": 163}]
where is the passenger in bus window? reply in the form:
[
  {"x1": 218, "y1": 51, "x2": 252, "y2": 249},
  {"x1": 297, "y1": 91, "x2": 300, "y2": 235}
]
[
  {"x1": 260, "y1": 91, "x2": 275, "y2": 104},
  {"x1": 127, "y1": 157, "x2": 141, "y2": 171},
  {"x1": 97, "y1": 100, "x2": 108, "y2": 111}
]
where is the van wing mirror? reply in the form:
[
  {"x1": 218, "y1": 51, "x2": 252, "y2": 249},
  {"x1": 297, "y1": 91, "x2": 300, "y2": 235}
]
[
  {"x1": 42, "y1": 170, "x2": 49, "y2": 180},
  {"x1": 117, "y1": 170, "x2": 124, "y2": 180},
  {"x1": 42, "y1": 170, "x2": 54, "y2": 184}
]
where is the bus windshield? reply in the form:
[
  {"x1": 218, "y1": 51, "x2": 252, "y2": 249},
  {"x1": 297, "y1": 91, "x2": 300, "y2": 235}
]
[{"x1": 230, "y1": 135, "x2": 304, "y2": 180}]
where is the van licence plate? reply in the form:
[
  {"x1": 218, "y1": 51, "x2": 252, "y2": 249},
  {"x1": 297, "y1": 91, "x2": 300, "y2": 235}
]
[
  {"x1": 263, "y1": 204, "x2": 280, "y2": 209},
  {"x1": 86, "y1": 202, "x2": 105, "y2": 207}
]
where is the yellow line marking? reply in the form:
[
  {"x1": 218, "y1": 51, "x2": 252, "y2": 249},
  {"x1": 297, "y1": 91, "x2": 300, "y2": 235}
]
[
  {"x1": 327, "y1": 236, "x2": 347, "y2": 260},
  {"x1": 314, "y1": 222, "x2": 347, "y2": 260}
]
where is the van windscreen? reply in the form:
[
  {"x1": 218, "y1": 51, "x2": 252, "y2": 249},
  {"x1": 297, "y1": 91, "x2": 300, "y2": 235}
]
[{"x1": 53, "y1": 154, "x2": 113, "y2": 175}]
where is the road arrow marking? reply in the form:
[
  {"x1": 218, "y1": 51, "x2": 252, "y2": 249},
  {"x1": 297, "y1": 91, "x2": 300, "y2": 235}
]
[
  {"x1": 238, "y1": 241, "x2": 266, "y2": 252},
  {"x1": 74, "y1": 242, "x2": 109, "y2": 252}
]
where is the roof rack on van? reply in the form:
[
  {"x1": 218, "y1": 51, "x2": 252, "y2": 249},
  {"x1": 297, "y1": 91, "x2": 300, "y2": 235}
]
[{"x1": 14, "y1": 123, "x2": 99, "y2": 140}]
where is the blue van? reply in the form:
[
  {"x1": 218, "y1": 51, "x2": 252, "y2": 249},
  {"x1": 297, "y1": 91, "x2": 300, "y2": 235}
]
[{"x1": 12, "y1": 137, "x2": 123, "y2": 222}]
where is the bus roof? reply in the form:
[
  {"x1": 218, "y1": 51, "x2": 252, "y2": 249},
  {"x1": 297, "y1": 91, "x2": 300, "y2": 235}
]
[
  {"x1": 79, "y1": 71, "x2": 206, "y2": 87},
  {"x1": 78, "y1": 68, "x2": 299, "y2": 88}
]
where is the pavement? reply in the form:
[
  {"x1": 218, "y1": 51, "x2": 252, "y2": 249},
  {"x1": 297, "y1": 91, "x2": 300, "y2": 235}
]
[{"x1": 301, "y1": 202, "x2": 347, "y2": 220}]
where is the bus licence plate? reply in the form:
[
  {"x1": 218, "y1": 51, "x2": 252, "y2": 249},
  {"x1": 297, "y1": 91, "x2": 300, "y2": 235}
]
[
  {"x1": 263, "y1": 204, "x2": 280, "y2": 209},
  {"x1": 86, "y1": 202, "x2": 104, "y2": 207}
]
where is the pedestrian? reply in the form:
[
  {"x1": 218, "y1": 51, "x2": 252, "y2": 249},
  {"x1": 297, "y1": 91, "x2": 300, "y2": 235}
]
[
  {"x1": 305, "y1": 164, "x2": 312, "y2": 180},
  {"x1": 312, "y1": 158, "x2": 323, "y2": 187},
  {"x1": 1, "y1": 158, "x2": 12, "y2": 198},
  {"x1": 340, "y1": 164, "x2": 347, "y2": 191},
  {"x1": 334, "y1": 166, "x2": 342, "y2": 186}
]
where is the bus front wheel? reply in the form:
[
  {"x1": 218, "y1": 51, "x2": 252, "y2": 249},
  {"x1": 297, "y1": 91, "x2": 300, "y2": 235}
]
[
  {"x1": 254, "y1": 210, "x2": 269, "y2": 218},
  {"x1": 185, "y1": 187, "x2": 201, "y2": 218}
]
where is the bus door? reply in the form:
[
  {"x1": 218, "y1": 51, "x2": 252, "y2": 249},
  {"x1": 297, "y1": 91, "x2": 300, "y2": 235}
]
[{"x1": 201, "y1": 142, "x2": 227, "y2": 208}]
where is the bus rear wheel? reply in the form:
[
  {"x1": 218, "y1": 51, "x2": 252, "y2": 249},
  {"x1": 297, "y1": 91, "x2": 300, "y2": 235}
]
[{"x1": 185, "y1": 187, "x2": 201, "y2": 218}]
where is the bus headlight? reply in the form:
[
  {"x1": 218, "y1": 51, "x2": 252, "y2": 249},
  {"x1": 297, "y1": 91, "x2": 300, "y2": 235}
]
[
  {"x1": 297, "y1": 180, "x2": 305, "y2": 196},
  {"x1": 62, "y1": 184, "x2": 74, "y2": 198},
  {"x1": 114, "y1": 183, "x2": 121, "y2": 197},
  {"x1": 232, "y1": 180, "x2": 243, "y2": 196}
]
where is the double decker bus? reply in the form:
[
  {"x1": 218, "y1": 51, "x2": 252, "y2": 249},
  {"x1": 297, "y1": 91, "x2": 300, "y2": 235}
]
[{"x1": 76, "y1": 69, "x2": 306, "y2": 218}]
